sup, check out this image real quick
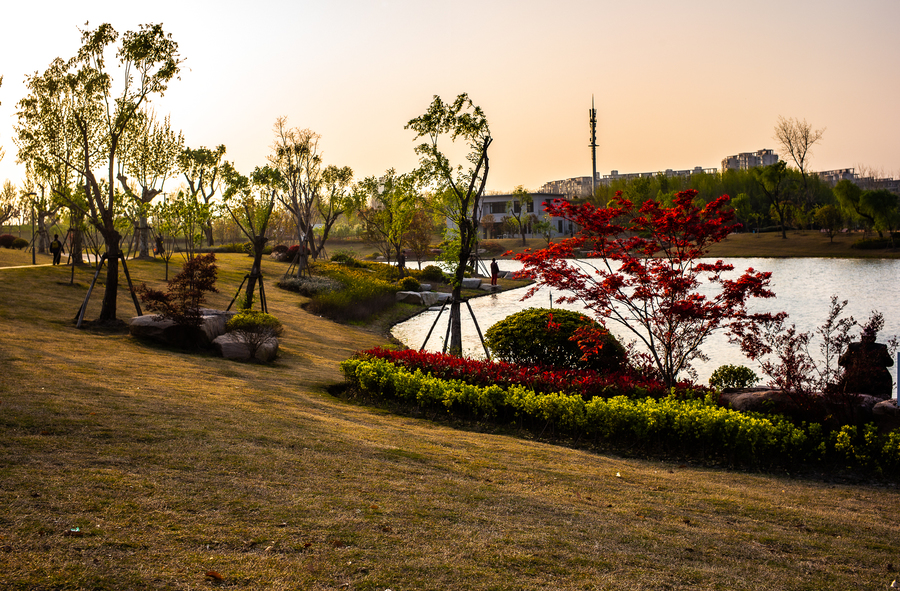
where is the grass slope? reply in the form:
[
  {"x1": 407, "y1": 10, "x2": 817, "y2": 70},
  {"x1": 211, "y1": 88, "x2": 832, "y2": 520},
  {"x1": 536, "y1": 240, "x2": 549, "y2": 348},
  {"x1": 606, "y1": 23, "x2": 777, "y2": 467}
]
[{"x1": 0, "y1": 251, "x2": 899, "y2": 590}]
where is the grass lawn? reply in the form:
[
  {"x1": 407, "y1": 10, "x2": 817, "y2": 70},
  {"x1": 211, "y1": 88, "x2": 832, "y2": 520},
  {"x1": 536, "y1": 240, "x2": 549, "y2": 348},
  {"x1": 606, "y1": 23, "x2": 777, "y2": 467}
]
[{"x1": 1, "y1": 249, "x2": 899, "y2": 590}]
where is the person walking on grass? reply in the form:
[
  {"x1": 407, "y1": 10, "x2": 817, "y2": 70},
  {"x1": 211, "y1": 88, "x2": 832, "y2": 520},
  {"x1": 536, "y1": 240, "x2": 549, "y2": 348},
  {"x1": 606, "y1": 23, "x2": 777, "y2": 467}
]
[{"x1": 49, "y1": 234, "x2": 64, "y2": 265}]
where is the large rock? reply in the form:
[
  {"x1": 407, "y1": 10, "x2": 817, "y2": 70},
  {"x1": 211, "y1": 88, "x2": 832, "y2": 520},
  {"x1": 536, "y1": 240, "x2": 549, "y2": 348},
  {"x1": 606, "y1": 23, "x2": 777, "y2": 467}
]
[
  {"x1": 873, "y1": 399, "x2": 900, "y2": 432},
  {"x1": 479, "y1": 283, "x2": 501, "y2": 292},
  {"x1": 719, "y1": 387, "x2": 884, "y2": 427},
  {"x1": 129, "y1": 309, "x2": 235, "y2": 348},
  {"x1": 396, "y1": 291, "x2": 440, "y2": 306},
  {"x1": 461, "y1": 277, "x2": 482, "y2": 289},
  {"x1": 212, "y1": 333, "x2": 279, "y2": 362}
]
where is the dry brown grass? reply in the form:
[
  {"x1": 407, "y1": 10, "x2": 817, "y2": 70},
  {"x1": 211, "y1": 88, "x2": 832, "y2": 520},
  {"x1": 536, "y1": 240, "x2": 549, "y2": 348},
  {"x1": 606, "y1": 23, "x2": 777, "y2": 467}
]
[{"x1": 1, "y1": 251, "x2": 899, "y2": 590}]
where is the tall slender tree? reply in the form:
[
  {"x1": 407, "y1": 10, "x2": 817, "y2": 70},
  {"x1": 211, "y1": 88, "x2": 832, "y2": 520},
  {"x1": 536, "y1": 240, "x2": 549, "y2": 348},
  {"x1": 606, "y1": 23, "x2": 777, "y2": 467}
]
[
  {"x1": 406, "y1": 94, "x2": 492, "y2": 356},
  {"x1": 16, "y1": 23, "x2": 181, "y2": 323},
  {"x1": 268, "y1": 118, "x2": 322, "y2": 276},
  {"x1": 117, "y1": 110, "x2": 183, "y2": 258},
  {"x1": 178, "y1": 144, "x2": 227, "y2": 246}
]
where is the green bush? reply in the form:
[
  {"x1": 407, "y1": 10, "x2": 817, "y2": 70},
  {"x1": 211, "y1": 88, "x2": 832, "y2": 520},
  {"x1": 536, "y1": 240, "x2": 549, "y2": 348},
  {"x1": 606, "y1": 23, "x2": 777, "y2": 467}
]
[
  {"x1": 305, "y1": 261, "x2": 399, "y2": 322},
  {"x1": 226, "y1": 310, "x2": 284, "y2": 362},
  {"x1": 11, "y1": 237, "x2": 29, "y2": 249},
  {"x1": 709, "y1": 364, "x2": 760, "y2": 390},
  {"x1": 398, "y1": 276, "x2": 421, "y2": 291},
  {"x1": 484, "y1": 307, "x2": 625, "y2": 371},
  {"x1": 419, "y1": 264, "x2": 445, "y2": 282},
  {"x1": 0, "y1": 234, "x2": 19, "y2": 248},
  {"x1": 330, "y1": 252, "x2": 364, "y2": 267}
]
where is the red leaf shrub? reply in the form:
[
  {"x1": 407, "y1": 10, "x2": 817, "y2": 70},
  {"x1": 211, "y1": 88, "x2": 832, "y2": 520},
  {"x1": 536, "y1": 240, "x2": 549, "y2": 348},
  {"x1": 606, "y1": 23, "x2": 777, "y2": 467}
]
[{"x1": 356, "y1": 347, "x2": 704, "y2": 400}]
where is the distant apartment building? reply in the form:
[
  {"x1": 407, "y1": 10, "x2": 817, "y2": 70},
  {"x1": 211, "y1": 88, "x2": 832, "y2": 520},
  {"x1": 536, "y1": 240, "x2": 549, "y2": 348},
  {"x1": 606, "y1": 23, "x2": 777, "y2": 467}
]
[
  {"x1": 815, "y1": 168, "x2": 900, "y2": 193},
  {"x1": 539, "y1": 166, "x2": 716, "y2": 198},
  {"x1": 816, "y1": 168, "x2": 857, "y2": 185},
  {"x1": 720, "y1": 149, "x2": 779, "y2": 172}
]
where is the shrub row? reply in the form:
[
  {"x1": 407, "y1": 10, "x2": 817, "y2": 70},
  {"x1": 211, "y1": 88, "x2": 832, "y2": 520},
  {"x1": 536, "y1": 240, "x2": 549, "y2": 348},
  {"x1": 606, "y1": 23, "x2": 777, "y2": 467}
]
[
  {"x1": 0, "y1": 234, "x2": 29, "y2": 249},
  {"x1": 303, "y1": 261, "x2": 400, "y2": 321},
  {"x1": 361, "y1": 347, "x2": 680, "y2": 400},
  {"x1": 341, "y1": 355, "x2": 900, "y2": 475}
]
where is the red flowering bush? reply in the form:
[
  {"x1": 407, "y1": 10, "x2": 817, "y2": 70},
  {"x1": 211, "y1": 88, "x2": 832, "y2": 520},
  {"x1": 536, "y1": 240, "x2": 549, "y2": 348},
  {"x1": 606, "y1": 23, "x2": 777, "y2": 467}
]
[
  {"x1": 355, "y1": 347, "x2": 703, "y2": 400},
  {"x1": 516, "y1": 190, "x2": 785, "y2": 387}
]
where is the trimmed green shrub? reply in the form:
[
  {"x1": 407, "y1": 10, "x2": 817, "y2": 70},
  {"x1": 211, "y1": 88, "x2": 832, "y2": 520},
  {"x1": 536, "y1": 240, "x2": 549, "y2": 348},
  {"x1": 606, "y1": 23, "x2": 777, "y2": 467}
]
[
  {"x1": 11, "y1": 237, "x2": 29, "y2": 249},
  {"x1": 420, "y1": 264, "x2": 444, "y2": 282},
  {"x1": 485, "y1": 307, "x2": 625, "y2": 371},
  {"x1": 331, "y1": 252, "x2": 364, "y2": 268},
  {"x1": 226, "y1": 310, "x2": 284, "y2": 361},
  {"x1": 398, "y1": 276, "x2": 421, "y2": 291},
  {"x1": 709, "y1": 364, "x2": 760, "y2": 390}
]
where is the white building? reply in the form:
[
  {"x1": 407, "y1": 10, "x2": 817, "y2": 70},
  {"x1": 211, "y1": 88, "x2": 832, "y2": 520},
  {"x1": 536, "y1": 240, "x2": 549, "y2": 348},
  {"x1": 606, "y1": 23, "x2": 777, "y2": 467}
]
[
  {"x1": 721, "y1": 149, "x2": 779, "y2": 172},
  {"x1": 475, "y1": 192, "x2": 572, "y2": 239}
]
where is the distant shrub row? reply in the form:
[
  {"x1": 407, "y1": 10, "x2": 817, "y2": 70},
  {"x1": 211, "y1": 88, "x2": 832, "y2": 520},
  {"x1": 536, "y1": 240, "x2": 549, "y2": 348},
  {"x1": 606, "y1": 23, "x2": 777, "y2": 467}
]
[
  {"x1": 341, "y1": 353, "x2": 900, "y2": 476},
  {"x1": 0, "y1": 234, "x2": 29, "y2": 249},
  {"x1": 851, "y1": 234, "x2": 900, "y2": 250}
]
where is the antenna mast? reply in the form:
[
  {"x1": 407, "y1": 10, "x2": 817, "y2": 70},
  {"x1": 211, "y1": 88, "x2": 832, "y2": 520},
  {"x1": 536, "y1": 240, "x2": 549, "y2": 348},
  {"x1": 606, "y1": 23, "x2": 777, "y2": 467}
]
[{"x1": 589, "y1": 96, "x2": 598, "y2": 197}]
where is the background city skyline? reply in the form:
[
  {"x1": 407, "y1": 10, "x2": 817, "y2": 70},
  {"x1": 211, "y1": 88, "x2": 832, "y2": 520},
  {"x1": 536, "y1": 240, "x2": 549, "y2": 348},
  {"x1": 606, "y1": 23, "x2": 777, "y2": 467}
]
[{"x1": 1, "y1": 0, "x2": 898, "y2": 194}]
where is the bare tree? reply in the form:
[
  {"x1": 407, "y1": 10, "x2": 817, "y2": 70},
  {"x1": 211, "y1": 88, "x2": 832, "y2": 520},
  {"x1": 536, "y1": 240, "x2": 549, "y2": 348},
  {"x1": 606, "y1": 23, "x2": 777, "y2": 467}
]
[{"x1": 774, "y1": 116, "x2": 824, "y2": 206}]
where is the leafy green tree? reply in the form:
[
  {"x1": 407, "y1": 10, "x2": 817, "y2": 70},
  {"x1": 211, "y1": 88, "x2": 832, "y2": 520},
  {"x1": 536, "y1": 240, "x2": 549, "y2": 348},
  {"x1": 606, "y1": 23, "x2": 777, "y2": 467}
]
[
  {"x1": 834, "y1": 179, "x2": 875, "y2": 234},
  {"x1": 16, "y1": 23, "x2": 182, "y2": 323},
  {"x1": 506, "y1": 185, "x2": 530, "y2": 245},
  {"x1": 315, "y1": 164, "x2": 357, "y2": 259},
  {"x1": 754, "y1": 161, "x2": 794, "y2": 239},
  {"x1": 406, "y1": 94, "x2": 492, "y2": 356},
  {"x1": 861, "y1": 189, "x2": 898, "y2": 244},
  {"x1": 814, "y1": 204, "x2": 843, "y2": 242},
  {"x1": 150, "y1": 188, "x2": 212, "y2": 278},
  {"x1": 178, "y1": 144, "x2": 228, "y2": 247},
  {"x1": 403, "y1": 207, "x2": 439, "y2": 270},
  {"x1": 0, "y1": 180, "x2": 19, "y2": 229},
  {"x1": 268, "y1": 118, "x2": 322, "y2": 275},
  {"x1": 222, "y1": 165, "x2": 279, "y2": 309},
  {"x1": 357, "y1": 169, "x2": 418, "y2": 269},
  {"x1": 19, "y1": 177, "x2": 62, "y2": 253},
  {"x1": 117, "y1": 110, "x2": 183, "y2": 258}
]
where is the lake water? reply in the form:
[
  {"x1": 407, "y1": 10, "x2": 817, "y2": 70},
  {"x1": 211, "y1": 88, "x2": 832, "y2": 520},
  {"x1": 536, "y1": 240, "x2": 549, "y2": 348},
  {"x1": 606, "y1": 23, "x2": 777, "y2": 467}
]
[{"x1": 392, "y1": 258, "x2": 900, "y2": 389}]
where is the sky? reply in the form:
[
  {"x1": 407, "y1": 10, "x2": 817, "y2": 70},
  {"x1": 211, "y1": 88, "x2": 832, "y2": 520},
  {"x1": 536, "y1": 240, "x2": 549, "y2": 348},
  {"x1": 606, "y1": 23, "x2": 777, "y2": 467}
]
[{"x1": 1, "y1": 0, "x2": 899, "y2": 194}]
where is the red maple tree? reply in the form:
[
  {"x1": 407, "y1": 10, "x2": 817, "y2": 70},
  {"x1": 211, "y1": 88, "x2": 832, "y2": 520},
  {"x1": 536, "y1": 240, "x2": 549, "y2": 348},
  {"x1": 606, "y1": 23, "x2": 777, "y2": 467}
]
[{"x1": 515, "y1": 190, "x2": 785, "y2": 386}]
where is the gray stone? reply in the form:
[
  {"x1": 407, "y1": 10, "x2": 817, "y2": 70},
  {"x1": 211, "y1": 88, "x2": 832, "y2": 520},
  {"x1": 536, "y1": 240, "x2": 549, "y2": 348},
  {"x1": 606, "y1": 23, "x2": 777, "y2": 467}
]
[
  {"x1": 129, "y1": 309, "x2": 236, "y2": 348},
  {"x1": 418, "y1": 283, "x2": 432, "y2": 292},
  {"x1": 461, "y1": 277, "x2": 482, "y2": 289},
  {"x1": 212, "y1": 333, "x2": 279, "y2": 362},
  {"x1": 873, "y1": 399, "x2": 900, "y2": 432},
  {"x1": 478, "y1": 283, "x2": 501, "y2": 292},
  {"x1": 396, "y1": 291, "x2": 440, "y2": 306}
]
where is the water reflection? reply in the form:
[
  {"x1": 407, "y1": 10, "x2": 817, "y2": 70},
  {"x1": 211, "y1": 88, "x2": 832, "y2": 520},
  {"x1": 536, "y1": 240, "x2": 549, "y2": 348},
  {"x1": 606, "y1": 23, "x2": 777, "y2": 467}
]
[{"x1": 392, "y1": 258, "x2": 900, "y2": 387}]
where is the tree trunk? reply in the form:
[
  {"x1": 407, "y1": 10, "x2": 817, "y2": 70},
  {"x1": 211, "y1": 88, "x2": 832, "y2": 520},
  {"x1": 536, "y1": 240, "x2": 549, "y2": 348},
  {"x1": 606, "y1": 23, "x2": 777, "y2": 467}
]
[
  {"x1": 244, "y1": 235, "x2": 267, "y2": 309},
  {"x1": 204, "y1": 221, "x2": 215, "y2": 247},
  {"x1": 448, "y1": 286, "x2": 463, "y2": 356},
  {"x1": 97, "y1": 229, "x2": 121, "y2": 323},
  {"x1": 137, "y1": 212, "x2": 151, "y2": 258}
]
